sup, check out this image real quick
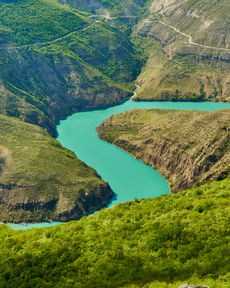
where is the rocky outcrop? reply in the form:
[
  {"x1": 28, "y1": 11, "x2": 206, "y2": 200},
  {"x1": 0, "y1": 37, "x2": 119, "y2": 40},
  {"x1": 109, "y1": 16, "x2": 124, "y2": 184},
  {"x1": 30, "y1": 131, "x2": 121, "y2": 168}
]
[
  {"x1": 0, "y1": 114, "x2": 113, "y2": 223},
  {"x1": 0, "y1": 182, "x2": 112, "y2": 222},
  {"x1": 97, "y1": 109, "x2": 230, "y2": 192}
]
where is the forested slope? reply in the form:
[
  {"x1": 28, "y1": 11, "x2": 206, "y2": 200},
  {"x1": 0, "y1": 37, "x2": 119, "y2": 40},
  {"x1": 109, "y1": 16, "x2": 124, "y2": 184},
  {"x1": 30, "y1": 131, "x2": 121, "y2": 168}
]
[
  {"x1": 0, "y1": 0, "x2": 143, "y2": 136},
  {"x1": 1, "y1": 178, "x2": 230, "y2": 287}
]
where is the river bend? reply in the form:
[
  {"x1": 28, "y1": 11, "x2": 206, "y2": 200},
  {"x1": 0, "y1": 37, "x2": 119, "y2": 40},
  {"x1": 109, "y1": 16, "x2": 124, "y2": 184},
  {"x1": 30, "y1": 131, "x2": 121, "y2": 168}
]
[{"x1": 9, "y1": 100, "x2": 230, "y2": 229}]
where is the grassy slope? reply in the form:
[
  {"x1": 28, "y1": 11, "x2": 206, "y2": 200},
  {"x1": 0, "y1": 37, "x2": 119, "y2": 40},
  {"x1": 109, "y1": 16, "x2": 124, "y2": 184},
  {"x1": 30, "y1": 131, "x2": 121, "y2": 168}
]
[
  {"x1": 149, "y1": 0, "x2": 230, "y2": 49},
  {"x1": 0, "y1": 0, "x2": 143, "y2": 135},
  {"x1": 97, "y1": 109, "x2": 230, "y2": 192},
  {"x1": 0, "y1": 114, "x2": 112, "y2": 222},
  {"x1": 133, "y1": 37, "x2": 230, "y2": 102},
  {"x1": 1, "y1": 178, "x2": 230, "y2": 287},
  {"x1": 133, "y1": 0, "x2": 230, "y2": 102}
]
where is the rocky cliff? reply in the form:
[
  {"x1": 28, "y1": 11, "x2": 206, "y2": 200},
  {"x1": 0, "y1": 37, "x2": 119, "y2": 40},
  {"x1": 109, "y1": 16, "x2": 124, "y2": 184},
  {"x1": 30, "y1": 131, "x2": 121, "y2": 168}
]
[
  {"x1": 97, "y1": 109, "x2": 230, "y2": 192},
  {"x1": 0, "y1": 114, "x2": 113, "y2": 222}
]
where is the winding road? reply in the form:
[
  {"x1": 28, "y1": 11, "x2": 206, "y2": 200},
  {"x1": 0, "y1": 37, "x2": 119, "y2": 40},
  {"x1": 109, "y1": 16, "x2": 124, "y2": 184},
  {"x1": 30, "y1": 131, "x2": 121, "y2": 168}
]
[
  {"x1": 0, "y1": 20, "x2": 100, "y2": 50},
  {"x1": 159, "y1": 20, "x2": 230, "y2": 52},
  {"x1": 0, "y1": 12, "x2": 229, "y2": 54}
]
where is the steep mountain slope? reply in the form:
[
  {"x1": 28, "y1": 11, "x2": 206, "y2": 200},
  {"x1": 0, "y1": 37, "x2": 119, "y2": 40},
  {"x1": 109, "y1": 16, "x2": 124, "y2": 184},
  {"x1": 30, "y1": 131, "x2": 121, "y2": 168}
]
[
  {"x1": 0, "y1": 0, "x2": 142, "y2": 136},
  {"x1": 59, "y1": 0, "x2": 147, "y2": 17},
  {"x1": 1, "y1": 0, "x2": 230, "y2": 131},
  {"x1": 133, "y1": 0, "x2": 230, "y2": 102},
  {"x1": 0, "y1": 0, "x2": 151, "y2": 223},
  {"x1": 0, "y1": 114, "x2": 112, "y2": 222},
  {"x1": 97, "y1": 108, "x2": 230, "y2": 192},
  {"x1": 1, "y1": 178, "x2": 230, "y2": 287}
]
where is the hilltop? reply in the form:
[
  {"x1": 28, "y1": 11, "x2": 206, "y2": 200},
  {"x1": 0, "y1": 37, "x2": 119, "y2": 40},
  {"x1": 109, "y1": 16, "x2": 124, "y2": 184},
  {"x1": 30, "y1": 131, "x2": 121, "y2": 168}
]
[
  {"x1": 97, "y1": 108, "x2": 230, "y2": 192},
  {"x1": 0, "y1": 114, "x2": 112, "y2": 222}
]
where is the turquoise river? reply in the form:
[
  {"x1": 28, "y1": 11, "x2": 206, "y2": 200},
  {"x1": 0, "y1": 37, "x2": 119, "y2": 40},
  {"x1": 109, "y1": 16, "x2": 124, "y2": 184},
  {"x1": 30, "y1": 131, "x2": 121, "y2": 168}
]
[{"x1": 8, "y1": 99, "x2": 230, "y2": 230}]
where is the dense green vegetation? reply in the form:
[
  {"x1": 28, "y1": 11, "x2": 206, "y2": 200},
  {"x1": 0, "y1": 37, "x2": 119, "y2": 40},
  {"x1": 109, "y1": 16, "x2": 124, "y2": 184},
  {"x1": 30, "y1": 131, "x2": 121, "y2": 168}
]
[
  {"x1": 58, "y1": 0, "x2": 152, "y2": 36},
  {"x1": 1, "y1": 178, "x2": 230, "y2": 287},
  {"x1": 0, "y1": 0, "x2": 89, "y2": 45},
  {"x1": 0, "y1": 0, "x2": 143, "y2": 135},
  {"x1": 0, "y1": 114, "x2": 112, "y2": 222},
  {"x1": 97, "y1": 108, "x2": 230, "y2": 192}
]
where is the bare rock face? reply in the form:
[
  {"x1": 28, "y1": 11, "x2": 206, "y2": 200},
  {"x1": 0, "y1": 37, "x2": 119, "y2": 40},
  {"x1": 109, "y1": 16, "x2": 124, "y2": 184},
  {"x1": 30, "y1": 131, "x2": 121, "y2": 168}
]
[
  {"x1": 0, "y1": 182, "x2": 113, "y2": 222},
  {"x1": 179, "y1": 285, "x2": 209, "y2": 288}
]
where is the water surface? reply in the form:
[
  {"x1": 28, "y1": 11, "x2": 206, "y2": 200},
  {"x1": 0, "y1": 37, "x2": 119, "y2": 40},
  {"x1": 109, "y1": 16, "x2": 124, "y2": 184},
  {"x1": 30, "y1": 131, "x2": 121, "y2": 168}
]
[{"x1": 8, "y1": 100, "x2": 230, "y2": 229}]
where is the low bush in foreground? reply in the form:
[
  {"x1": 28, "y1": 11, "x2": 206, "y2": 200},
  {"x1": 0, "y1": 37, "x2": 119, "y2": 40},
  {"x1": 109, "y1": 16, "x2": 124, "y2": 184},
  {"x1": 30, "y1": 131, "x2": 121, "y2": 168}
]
[{"x1": 1, "y1": 178, "x2": 230, "y2": 287}]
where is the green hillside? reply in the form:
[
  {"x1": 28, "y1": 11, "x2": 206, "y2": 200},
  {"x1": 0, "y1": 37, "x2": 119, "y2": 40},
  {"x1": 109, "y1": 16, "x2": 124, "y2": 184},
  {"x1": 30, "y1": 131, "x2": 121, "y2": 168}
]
[
  {"x1": 2, "y1": 0, "x2": 229, "y2": 136},
  {"x1": 0, "y1": 0, "x2": 143, "y2": 136},
  {"x1": 1, "y1": 1, "x2": 230, "y2": 286},
  {"x1": 0, "y1": 0, "x2": 89, "y2": 45},
  {"x1": 1, "y1": 178, "x2": 230, "y2": 287},
  {"x1": 0, "y1": 114, "x2": 112, "y2": 222},
  {"x1": 1, "y1": 0, "x2": 230, "y2": 136}
]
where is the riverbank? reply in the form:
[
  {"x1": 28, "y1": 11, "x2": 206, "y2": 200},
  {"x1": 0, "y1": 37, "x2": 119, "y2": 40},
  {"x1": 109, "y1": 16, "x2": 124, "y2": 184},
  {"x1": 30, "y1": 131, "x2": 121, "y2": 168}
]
[
  {"x1": 97, "y1": 108, "x2": 230, "y2": 193},
  {"x1": 7, "y1": 99, "x2": 230, "y2": 229}
]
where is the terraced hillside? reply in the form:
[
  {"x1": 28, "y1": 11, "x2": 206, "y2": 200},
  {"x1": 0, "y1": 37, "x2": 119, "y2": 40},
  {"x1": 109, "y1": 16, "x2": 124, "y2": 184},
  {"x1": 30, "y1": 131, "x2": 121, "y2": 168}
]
[
  {"x1": 133, "y1": 0, "x2": 230, "y2": 102},
  {"x1": 97, "y1": 108, "x2": 230, "y2": 192},
  {"x1": 0, "y1": 114, "x2": 112, "y2": 222},
  {"x1": 0, "y1": 0, "x2": 143, "y2": 136},
  {"x1": 1, "y1": 178, "x2": 230, "y2": 287}
]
